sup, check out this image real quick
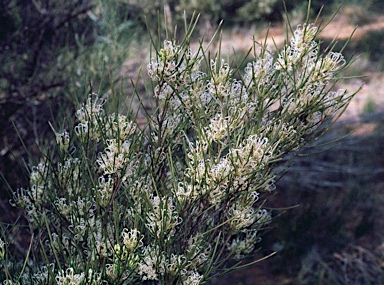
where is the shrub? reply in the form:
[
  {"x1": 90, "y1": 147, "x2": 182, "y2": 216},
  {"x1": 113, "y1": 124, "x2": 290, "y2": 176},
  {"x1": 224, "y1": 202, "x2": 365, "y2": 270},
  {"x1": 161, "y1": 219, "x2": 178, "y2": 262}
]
[{"x1": 3, "y1": 8, "x2": 359, "y2": 285}]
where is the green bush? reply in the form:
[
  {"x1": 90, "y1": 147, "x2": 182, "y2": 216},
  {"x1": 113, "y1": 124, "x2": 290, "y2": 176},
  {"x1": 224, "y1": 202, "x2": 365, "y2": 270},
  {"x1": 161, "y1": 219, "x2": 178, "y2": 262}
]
[{"x1": 1, "y1": 4, "x2": 360, "y2": 282}]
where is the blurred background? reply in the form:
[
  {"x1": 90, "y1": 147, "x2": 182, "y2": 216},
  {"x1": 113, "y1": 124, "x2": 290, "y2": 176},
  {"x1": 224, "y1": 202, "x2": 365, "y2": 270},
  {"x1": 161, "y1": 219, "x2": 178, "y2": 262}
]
[{"x1": 1, "y1": 0, "x2": 384, "y2": 283}]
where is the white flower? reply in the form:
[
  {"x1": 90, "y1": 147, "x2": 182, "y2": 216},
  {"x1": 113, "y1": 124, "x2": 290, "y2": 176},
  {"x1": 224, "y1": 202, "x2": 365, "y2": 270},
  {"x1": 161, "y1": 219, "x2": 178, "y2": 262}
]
[
  {"x1": 75, "y1": 94, "x2": 105, "y2": 141},
  {"x1": 154, "y1": 82, "x2": 174, "y2": 100},
  {"x1": 167, "y1": 254, "x2": 186, "y2": 275},
  {"x1": 74, "y1": 121, "x2": 89, "y2": 139},
  {"x1": 55, "y1": 130, "x2": 70, "y2": 151},
  {"x1": 76, "y1": 93, "x2": 105, "y2": 124},
  {"x1": 30, "y1": 162, "x2": 46, "y2": 185},
  {"x1": 208, "y1": 59, "x2": 232, "y2": 98},
  {"x1": 162, "y1": 113, "x2": 183, "y2": 136},
  {"x1": 106, "y1": 263, "x2": 118, "y2": 279},
  {"x1": 54, "y1": 198, "x2": 70, "y2": 217},
  {"x1": 56, "y1": 158, "x2": 81, "y2": 197},
  {"x1": 32, "y1": 264, "x2": 54, "y2": 284},
  {"x1": 230, "y1": 135, "x2": 272, "y2": 173},
  {"x1": 106, "y1": 113, "x2": 136, "y2": 140},
  {"x1": 145, "y1": 196, "x2": 181, "y2": 238},
  {"x1": 51, "y1": 233, "x2": 70, "y2": 255},
  {"x1": 206, "y1": 113, "x2": 229, "y2": 142},
  {"x1": 182, "y1": 270, "x2": 204, "y2": 285},
  {"x1": 86, "y1": 268, "x2": 102, "y2": 285},
  {"x1": 137, "y1": 245, "x2": 167, "y2": 281},
  {"x1": 72, "y1": 218, "x2": 87, "y2": 241},
  {"x1": 311, "y1": 51, "x2": 345, "y2": 82},
  {"x1": 291, "y1": 23, "x2": 318, "y2": 52},
  {"x1": 30, "y1": 183, "x2": 44, "y2": 205},
  {"x1": 55, "y1": 268, "x2": 85, "y2": 285},
  {"x1": 187, "y1": 140, "x2": 209, "y2": 162},
  {"x1": 175, "y1": 182, "x2": 199, "y2": 203},
  {"x1": 208, "y1": 157, "x2": 232, "y2": 184},
  {"x1": 95, "y1": 176, "x2": 114, "y2": 207},
  {"x1": 323, "y1": 89, "x2": 348, "y2": 116},
  {"x1": 275, "y1": 24, "x2": 318, "y2": 71},
  {"x1": 228, "y1": 199, "x2": 259, "y2": 230},
  {"x1": 227, "y1": 230, "x2": 259, "y2": 260},
  {"x1": 96, "y1": 139, "x2": 137, "y2": 179},
  {"x1": 147, "y1": 40, "x2": 179, "y2": 81},
  {"x1": 244, "y1": 51, "x2": 274, "y2": 87},
  {"x1": 256, "y1": 209, "x2": 272, "y2": 225},
  {"x1": 71, "y1": 196, "x2": 94, "y2": 217},
  {"x1": 122, "y1": 228, "x2": 143, "y2": 251}
]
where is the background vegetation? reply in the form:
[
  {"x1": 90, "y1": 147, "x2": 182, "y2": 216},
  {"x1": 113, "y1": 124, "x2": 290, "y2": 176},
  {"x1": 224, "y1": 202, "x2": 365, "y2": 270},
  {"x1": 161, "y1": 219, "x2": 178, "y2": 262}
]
[{"x1": 1, "y1": 0, "x2": 384, "y2": 283}]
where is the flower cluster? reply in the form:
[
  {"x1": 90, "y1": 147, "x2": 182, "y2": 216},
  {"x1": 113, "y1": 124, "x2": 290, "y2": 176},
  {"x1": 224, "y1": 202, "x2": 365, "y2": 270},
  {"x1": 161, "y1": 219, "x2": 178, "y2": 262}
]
[
  {"x1": 75, "y1": 93, "x2": 106, "y2": 141},
  {"x1": 145, "y1": 196, "x2": 181, "y2": 239},
  {"x1": 54, "y1": 268, "x2": 102, "y2": 285},
  {"x1": 55, "y1": 268, "x2": 85, "y2": 285}
]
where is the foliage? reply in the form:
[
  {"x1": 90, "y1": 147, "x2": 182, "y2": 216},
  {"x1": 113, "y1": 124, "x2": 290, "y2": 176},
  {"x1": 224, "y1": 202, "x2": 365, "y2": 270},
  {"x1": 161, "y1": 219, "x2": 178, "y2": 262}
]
[
  {"x1": 0, "y1": 5, "x2": 360, "y2": 283},
  {"x1": 0, "y1": 0, "x2": 137, "y2": 200}
]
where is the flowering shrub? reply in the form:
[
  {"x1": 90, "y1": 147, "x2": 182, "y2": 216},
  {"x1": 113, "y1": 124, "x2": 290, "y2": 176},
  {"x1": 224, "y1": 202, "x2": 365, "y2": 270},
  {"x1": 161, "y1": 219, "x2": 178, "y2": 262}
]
[{"x1": 5, "y1": 17, "x2": 357, "y2": 284}]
